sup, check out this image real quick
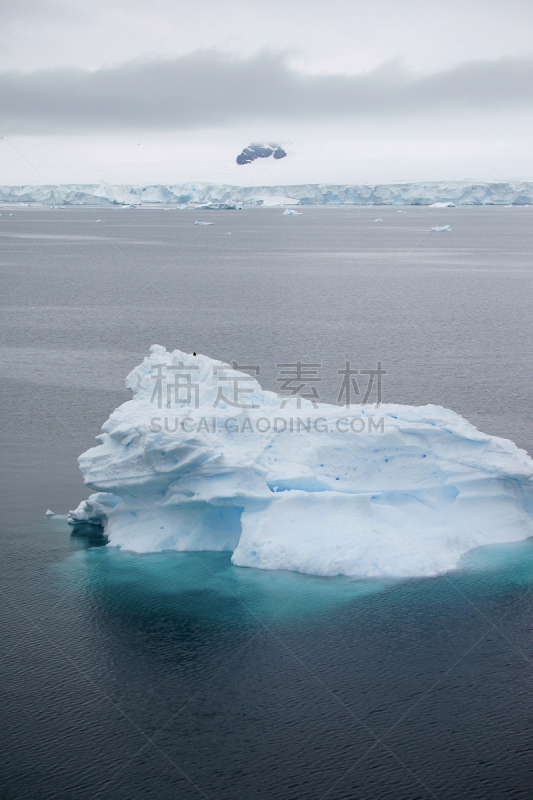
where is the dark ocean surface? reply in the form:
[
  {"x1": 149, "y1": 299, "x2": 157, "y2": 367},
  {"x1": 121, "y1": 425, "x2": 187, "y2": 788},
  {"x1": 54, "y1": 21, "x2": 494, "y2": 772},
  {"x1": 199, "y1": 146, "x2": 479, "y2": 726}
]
[{"x1": 1, "y1": 205, "x2": 533, "y2": 799}]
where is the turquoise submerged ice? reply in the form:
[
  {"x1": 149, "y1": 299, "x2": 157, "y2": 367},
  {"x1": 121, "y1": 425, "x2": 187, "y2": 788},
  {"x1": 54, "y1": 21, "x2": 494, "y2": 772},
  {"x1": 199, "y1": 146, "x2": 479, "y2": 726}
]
[{"x1": 69, "y1": 346, "x2": 533, "y2": 578}]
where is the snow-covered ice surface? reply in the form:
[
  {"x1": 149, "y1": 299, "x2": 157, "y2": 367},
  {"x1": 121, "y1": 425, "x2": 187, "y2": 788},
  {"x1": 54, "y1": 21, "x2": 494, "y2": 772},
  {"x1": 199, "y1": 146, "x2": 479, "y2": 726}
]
[
  {"x1": 5, "y1": 180, "x2": 533, "y2": 206},
  {"x1": 69, "y1": 347, "x2": 533, "y2": 579}
]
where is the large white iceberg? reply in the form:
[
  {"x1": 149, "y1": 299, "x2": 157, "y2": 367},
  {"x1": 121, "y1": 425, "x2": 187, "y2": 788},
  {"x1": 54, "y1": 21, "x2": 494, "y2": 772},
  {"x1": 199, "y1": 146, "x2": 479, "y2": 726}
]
[{"x1": 69, "y1": 346, "x2": 533, "y2": 578}]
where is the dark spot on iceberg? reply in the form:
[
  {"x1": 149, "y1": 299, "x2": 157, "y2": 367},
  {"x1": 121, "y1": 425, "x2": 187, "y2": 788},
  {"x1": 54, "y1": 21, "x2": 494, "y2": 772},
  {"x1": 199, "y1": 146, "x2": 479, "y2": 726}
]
[
  {"x1": 69, "y1": 522, "x2": 107, "y2": 548},
  {"x1": 236, "y1": 143, "x2": 287, "y2": 165}
]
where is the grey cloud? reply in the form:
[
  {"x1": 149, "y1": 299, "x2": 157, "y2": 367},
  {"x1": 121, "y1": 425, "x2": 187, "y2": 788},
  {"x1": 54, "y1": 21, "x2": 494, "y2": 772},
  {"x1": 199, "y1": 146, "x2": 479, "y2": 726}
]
[
  {"x1": 0, "y1": 0, "x2": 78, "y2": 23},
  {"x1": 1, "y1": 49, "x2": 533, "y2": 134}
]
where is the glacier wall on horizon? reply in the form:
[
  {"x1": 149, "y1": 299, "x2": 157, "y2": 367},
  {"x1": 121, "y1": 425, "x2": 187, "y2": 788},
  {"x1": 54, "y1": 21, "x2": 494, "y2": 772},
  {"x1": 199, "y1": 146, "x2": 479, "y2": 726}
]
[{"x1": 2, "y1": 180, "x2": 533, "y2": 207}]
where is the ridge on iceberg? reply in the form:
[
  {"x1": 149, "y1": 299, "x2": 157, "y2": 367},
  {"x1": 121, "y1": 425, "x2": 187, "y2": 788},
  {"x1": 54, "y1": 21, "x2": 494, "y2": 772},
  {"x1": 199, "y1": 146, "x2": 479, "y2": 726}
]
[{"x1": 69, "y1": 346, "x2": 533, "y2": 578}]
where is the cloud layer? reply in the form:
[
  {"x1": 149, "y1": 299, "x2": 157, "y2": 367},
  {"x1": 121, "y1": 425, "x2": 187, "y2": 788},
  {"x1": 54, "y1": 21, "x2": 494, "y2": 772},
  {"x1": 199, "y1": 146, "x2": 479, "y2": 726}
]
[{"x1": 2, "y1": 49, "x2": 533, "y2": 134}]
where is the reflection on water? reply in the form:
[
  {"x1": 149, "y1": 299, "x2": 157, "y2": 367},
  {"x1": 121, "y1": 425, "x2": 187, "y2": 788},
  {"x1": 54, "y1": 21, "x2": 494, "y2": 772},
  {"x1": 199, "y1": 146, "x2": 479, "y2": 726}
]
[
  {"x1": 63, "y1": 527, "x2": 391, "y2": 626},
  {"x1": 62, "y1": 522, "x2": 533, "y2": 629}
]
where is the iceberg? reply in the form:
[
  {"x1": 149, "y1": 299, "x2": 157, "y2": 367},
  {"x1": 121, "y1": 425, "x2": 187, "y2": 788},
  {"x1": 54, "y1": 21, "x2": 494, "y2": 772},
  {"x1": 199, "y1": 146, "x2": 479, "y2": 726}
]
[
  {"x1": 68, "y1": 347, "x2": 533, "y2": 579},
  {"x1": 431, "y1": 225, "x2": 452, "y2": 232},
  {"x1": 283, "y1": 209, "x2": 302, "y2": 215}
]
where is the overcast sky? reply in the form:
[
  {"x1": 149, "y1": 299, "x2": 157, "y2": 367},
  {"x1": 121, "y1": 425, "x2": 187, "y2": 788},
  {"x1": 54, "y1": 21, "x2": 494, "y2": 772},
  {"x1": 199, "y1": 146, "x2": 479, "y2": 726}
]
[{"x1": 2, "y1": 0, "x2": 533, "y2": 185}]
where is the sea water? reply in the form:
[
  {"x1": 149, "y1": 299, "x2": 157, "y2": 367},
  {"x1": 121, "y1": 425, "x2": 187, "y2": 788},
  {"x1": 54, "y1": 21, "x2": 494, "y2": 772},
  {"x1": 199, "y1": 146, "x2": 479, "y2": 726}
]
[{"x1": 1, "y1": 205, "x2": 533, "y2": 798}]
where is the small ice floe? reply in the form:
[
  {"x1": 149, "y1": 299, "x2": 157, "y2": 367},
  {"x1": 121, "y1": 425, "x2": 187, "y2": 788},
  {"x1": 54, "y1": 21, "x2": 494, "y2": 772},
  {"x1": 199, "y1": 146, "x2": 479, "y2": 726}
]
[
  {"x1": 45, "y1": 510, "x2": 69, "y2": 519},
  {"x1": 431, "y1": 225, "x2": 452, "y2": 232},
  {"x1": 374, "y1": 218, "x2": 383, "y2": 222},
  {"x1": 95, "y1": 219, "x2": 103, "y2": 222},
  {"x1": 195, "y1": 221, "x2": 213, "y2": 225},
  {"x1": 283, "y1": 209, "x2": 302, "y2": 215},
  {"x1": 430, "y1": 202, "x2": 455, "y2": 208},
  {"x1": 397, "y1": 210, "x2": 406, "y2": 213}
]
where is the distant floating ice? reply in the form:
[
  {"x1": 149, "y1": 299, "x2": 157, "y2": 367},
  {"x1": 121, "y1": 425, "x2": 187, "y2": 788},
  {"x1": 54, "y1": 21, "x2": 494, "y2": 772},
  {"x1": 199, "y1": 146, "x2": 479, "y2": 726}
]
[
  {"x1": 283, "y1": 209, "x2": 302, "y2": 215},
  {"x1": 430, "y1": 202, "x2": 456, "y2": 208},
  {"x1": 374, "y1": 218, "x2": 383, "y2": 222},
  {"x1": 431, "y1": 225, "x2": 452, "y2": 232},
  {"x1": 195, "y1": 221, "x2": 213, "y2": 225},
  {"x1": 45, "y1": 509, "x2": 55, "y2": 517}
]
